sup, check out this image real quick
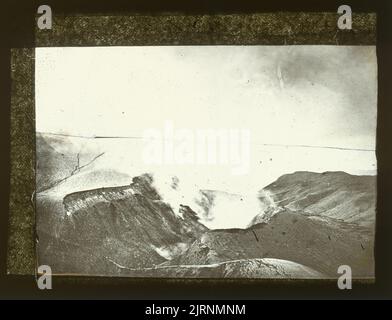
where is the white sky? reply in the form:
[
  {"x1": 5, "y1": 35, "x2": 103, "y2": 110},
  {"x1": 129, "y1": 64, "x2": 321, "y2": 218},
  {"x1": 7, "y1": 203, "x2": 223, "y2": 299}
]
[{"x1": 36, "y1": 46, "x2": 377, "y2": 150}]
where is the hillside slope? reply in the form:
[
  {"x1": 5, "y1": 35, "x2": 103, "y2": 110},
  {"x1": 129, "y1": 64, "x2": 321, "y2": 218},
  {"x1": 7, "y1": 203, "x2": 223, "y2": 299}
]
[
  {"x1": 37, "y1": 174, "x2": 208, "y2": 275},
  {"x1": 251, "y1": 171, "x2": 376, "y2": 228},
  {"x1": 168, "y1": 209, "x2": 373, "y2": 278}
]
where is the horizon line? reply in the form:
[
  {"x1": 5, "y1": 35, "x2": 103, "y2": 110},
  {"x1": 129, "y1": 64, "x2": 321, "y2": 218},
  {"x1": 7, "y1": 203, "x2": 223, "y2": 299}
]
[{"x1": 36, "y1": 131, "x2": 376, "y2": 152}]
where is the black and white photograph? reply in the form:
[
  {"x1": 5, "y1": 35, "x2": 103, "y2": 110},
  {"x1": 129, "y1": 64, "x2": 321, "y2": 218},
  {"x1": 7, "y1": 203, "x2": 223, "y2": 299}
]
[{"x1": 34, "y1": 45, "x2": 377, "y2": 279}]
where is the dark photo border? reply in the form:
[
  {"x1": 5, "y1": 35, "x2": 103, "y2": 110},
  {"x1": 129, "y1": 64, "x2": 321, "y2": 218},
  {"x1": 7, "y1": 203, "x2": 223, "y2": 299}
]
[{"x1": 0, "y1": 0, "x2": 391, "y2": 299}]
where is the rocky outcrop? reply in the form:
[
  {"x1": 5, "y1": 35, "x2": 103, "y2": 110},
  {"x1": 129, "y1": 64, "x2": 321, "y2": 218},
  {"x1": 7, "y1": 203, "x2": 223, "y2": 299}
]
[
  {"x1": 38, "y1": 174, "x2": 208, "y2": 275},
  {"x1": 251, "y1": 171, "x2": 376, "y2": 228}
]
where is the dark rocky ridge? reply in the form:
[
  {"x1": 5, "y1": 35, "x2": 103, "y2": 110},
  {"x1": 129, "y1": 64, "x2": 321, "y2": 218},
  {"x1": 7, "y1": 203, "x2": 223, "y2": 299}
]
[
  {"x1": 251, "y1": 171, "x2": 376, "y2": 228},
  {"x1": 38, "y1": 174, "x2": 208, "y2": 274},
  {"x1": 168, "y1": 209, "x2": 374, "y2": 277}
]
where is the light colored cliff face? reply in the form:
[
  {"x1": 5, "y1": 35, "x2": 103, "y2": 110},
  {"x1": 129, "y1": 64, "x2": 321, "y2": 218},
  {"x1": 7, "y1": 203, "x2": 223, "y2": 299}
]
[{"x1": 63, "y1": 186, "x2": 136, "y2": 216}]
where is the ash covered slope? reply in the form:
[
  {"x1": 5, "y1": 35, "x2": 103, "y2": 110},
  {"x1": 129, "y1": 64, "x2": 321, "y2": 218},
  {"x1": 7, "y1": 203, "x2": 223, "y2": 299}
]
[
  {"x1": 36, "y1": 133, "x2": 78, "y2": 192},
  {"x1": 168, "y1": 172, "x2": 375, "y2": 278},
  {"x1": 251, "y1": 171, "x2": 376, "y2": 227},
  {"x1": 38, "y1": 174, "x2": 208, "y2": 275},
  {"x1": 169, "y1": 209, "x2": 373, "y2": 277},
  {"x1": 120, "y1": 258, "x2": 323, "y2": 279},
  {"x1": 36, "y1": 133, "x2": 121, "y2": 193}
]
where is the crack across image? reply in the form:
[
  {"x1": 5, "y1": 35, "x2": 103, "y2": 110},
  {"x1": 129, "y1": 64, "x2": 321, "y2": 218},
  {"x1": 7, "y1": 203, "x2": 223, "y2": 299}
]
[{"x1": 35, "y1": 46, "x2": 377, "y2": 279}]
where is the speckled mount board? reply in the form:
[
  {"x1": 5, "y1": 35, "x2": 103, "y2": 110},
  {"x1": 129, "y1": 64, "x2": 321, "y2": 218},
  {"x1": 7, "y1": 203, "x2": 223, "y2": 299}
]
[{"x1": 8, "y1": 12, "x2": 376, "y2": 278}]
